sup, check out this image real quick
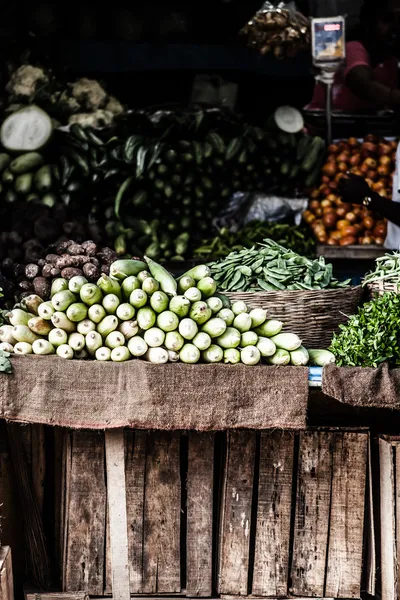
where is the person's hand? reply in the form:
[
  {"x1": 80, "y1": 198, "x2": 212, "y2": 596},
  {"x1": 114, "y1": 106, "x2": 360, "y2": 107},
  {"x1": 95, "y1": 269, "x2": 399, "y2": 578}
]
[{"x1": 337, "y1": 173, "x2": 372, "y2": 205}]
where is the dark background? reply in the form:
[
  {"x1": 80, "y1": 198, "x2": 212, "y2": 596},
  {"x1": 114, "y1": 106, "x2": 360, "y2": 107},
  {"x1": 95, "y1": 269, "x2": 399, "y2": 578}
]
[{"x1": 0, "y1": 1, "x2": 384, "y2": 124}]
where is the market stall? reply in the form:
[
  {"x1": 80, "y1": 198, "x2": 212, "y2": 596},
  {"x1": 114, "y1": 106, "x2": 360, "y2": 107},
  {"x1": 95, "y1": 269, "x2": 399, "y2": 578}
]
[{"x1": 2, "y1": 2, "x2": 400, "y2": 600}]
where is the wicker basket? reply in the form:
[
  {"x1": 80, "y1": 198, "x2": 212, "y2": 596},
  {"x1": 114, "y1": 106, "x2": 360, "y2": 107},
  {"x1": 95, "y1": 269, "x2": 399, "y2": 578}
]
[
  {"x1": 366, "y1": 281, "x2": 400, "y2": 297},
  {"x1": 225, "y1": 286, "x2": 364, "y2": 348}
]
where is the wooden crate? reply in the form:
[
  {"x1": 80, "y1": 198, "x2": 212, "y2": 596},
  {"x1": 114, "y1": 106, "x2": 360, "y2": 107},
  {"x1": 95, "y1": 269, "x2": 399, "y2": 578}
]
[
  {"x1": 218, "y1": 430, "x2": 369, "y2": 599},
  {"x1": 0, "y1": 547, "x2": 14, "y2": 600},
  {"x1": 61, "y1": 429, "x2": 370, "y2": 600},
  {"x1": 61, "y1": 430, "x2": 214, "y2": 598}
]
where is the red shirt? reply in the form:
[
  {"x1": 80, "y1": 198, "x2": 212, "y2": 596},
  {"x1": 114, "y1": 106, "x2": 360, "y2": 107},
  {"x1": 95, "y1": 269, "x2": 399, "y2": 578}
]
[{"x1": 307, "y1": 41, "x2": 398, "y2": 111}]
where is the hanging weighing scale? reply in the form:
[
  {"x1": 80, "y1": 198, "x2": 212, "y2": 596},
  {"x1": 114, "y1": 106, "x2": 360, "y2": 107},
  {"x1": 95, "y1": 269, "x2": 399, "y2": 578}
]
[{"x1": 311, "y1": 16, "x2": 346, "y2": 144}]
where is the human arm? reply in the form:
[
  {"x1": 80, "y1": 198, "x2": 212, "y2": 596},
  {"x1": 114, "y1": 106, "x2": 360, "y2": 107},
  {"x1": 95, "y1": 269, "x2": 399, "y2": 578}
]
[
  {"x1": 338, "y1": 173, "x2": 400, "y2": 227},
  {"x1": 346, "y1": 66, "x2": 400, "y2": 109}
]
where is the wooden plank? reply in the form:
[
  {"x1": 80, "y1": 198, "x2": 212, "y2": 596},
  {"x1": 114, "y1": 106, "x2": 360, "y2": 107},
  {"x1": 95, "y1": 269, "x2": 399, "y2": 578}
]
[
  {"x1": 143, "y1": 432, "x2": 181, "y2": 594},
  {"x1": 25, "y1": 593, "x2": 87, "y2": 600},
  {"x1": 61, "y1": 432, "x2": 72, "y2": 589},
  {"x1": 366, "y1": 437, "x2": 376, "y2": 597},
  {"x1": 325, "y1": 432, "x2": 368, "y2": 599},
  {"x1": 64, "y1": 431, "x2": 106, "y2": 595},
  {"x1": 218, "y1": 431, "x2": 257, "y2": 596},
  {"x1": 0, "y1": 547, "x2": 14, "y2": 600},
  {"x1": 0, "y1": 425, "x2": 24, "y2": 574},
  {"x1": 252, "y1": 431, "x2": 294, "y2": 597},
  {"x1": 395, "y1": 444, "x2": 400, "y2": 600},
  {"x1": 291, "y1": 431, "x2": 334, "y2": 597},
  {"x1": 31, "y1": 424, "x2": 46, "y2": 515},
  {"x1": 316, "y1": 244, "x2": 386, "y2": 261},
  {"x1": 186, "y1": 432, "x2": 214, "y2": 597},
  {"x1": 126, "y1": 430, "x2": 147, "y2": 594},
  {"x1": 105, "y1": 430, "x2": 147, "y2": 594},
  {"x1": 105, "y1": 429, "x2": 130, "y2": 600},
  {"x1": 379, "y1": 437, "x2": 396, "y2": 600},
  {"x1": 53, "y1": 428, "x2": 64, "y2": 572}
]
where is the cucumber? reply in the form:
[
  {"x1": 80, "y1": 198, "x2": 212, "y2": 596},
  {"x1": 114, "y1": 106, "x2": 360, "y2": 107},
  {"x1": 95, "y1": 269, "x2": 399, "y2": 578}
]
[
  {"x1": 1, "y1": 105, "x2": 53, "y2": 152},
  {"x1": 34, "y1": 165, "x2": 52, "y2": 192},
  {"x1": 0, "y1": 154, "x2": 10, "y2": 172},
  {"x1": 10, "y1": 152, "x2": 44, "y2": 175},
  {"x1": 132, "y1": 190, "x2": 148, "y2": 207},
  {"x1": 41, "y1": 193, "x2": 57, "y2": 208},
  {"x1": 4, "y1": 190, "x2": 17, "y2": 203},
  {"x1": 225, "y1": 138, "x2": 242, "y2": 160},
  {"x1": 15, "y1": 172, "x2": 33, "y2": 195},
  {"x1": 2, "y1": 169, "x2": 14, "y2": 183},
  {"x1": 301, "y1": 137, "x2": 325, "y2": 172}
]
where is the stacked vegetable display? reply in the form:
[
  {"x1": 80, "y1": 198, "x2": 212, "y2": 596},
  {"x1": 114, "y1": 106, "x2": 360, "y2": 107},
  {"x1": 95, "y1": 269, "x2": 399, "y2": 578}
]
[
  {"x1": 304, "y1": 135, "x2": 397, "y2": 246},
  {"x1": 60, "y1": 112, "x2": 324, "y2": 261},
  {"x1": 209, "y1": 239, "x2": 350, "y2": 292},
  {"x1": 0, "y1": 106, "x2": 325, "y2": 266},
  {"x1": 0, "y1": 256, "x2": 333, "y2": 366}
]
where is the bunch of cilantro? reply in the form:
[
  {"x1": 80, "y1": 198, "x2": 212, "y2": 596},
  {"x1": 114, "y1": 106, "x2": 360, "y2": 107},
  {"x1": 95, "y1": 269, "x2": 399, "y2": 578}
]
[{"x1": 330, "y1": 293, "x2": 400, "y2": 368}]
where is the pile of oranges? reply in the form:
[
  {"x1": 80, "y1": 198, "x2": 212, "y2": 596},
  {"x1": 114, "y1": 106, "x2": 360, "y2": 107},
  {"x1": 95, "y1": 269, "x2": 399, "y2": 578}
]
[{"x1": 303, "y1": 135, "x2": 397, "y2": 246}]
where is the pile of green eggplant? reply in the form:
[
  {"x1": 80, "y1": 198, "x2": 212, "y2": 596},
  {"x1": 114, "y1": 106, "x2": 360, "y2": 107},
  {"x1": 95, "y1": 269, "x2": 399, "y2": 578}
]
[{"x1": 0, "y1": 257, "x2": 334, "y2": 366}]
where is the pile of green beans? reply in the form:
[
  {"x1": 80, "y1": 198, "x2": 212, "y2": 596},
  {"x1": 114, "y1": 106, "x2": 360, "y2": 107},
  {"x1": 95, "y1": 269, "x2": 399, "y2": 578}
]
[
  {"x1": 363, "y1": 252, "x2": 400, "y2": 287},
  {"x1": 209, "y1": 239, "x2": 351, "y2": 292},
  {"x1": 194, "y1": 222, "x2": 316, "y2": 259}
]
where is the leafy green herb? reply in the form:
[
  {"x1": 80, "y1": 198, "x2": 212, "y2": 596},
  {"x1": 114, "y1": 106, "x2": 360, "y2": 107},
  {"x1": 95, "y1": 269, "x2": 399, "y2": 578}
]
[{"x1": 329, "y1": 293, "x2": 400, "y2": 368}]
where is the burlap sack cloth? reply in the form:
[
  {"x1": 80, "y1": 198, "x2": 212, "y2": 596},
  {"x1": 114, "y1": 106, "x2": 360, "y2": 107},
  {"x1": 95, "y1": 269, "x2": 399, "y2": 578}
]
[
  {"x1": 323, "y1": 363, "x2": 400, "y2": 408},
  {"x1": 0, "y1": 356, "x2": 308, "y2": 430}
]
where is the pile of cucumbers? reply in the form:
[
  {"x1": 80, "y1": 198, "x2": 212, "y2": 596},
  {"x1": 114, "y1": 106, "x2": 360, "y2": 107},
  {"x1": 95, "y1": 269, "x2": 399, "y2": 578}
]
[{"x1": 0, "y1": 151, "x2": 57, "y2": 208}]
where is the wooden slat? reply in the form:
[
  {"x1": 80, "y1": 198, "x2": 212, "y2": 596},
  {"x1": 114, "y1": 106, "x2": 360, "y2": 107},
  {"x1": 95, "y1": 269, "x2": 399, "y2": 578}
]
[
  {"x1": 64, "y1": 431, "x2": 106, "y2": 595},
  {"x1": 31, "y1": 424, "x2": 46, "y2": 515},
  {"x1": 325, "y1": 432, "x2": 368, "y2": 599},
  {"x1": 104, "y1": 431, "x2": 147, "y2": 594},
  {"x1": 379, "y1": 437, "x2": 396, "y2": 600},
  {"x1": 105, "y1": 429, "x2": 130, "y2": 600},
  {"x1": 61, "y1": 431, "x2": 72, "y2": 589},
  {"x1": 395, "y1": 445, "x2": 400, "y2": 600},
  {"x1": 0, "y1": 547, "x2": 14, "y2": 600},
  {"x1": 143, "y1": 432, "x2": 181, "y2": 594},
  {"x1": 291, "y1": 431, "x2": 334, "y2": 597},
  {"x1": 186, "y1": 432, "x2": 214, "y2": 597},
  {"x1": 366, "y1": 438, "x2": 376, "y2": 597},
  {"x1": 218, "y1": 431, "x2": 257, "y2": 596},
  {"x1": 25, "y1": 593, "x2": 87, "y2": 600},
  {"x1": 126, "y1": 430, "x2": 147, "y2": 594},
  {"x1": 53, "y1": 428, "x2": 64, "y2": 572},
  {"x1": 252, "y1": 431, "x2": 294, "y2": 597},
  {"x1": 0, "y1": 426, "x2": 24, "y2": 574}
]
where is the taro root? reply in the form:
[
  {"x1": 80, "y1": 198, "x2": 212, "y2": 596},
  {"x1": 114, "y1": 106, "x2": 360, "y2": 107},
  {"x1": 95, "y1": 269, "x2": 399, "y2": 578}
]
[
  {"x1": 82, "y1": 262, "x2": 100, "y2": 280},
  {"x1": 25, "y1": 263, "x2": 40, "y2": 280},
  {"x1": 67, "y1": 243, "x2": 84, "y2": 256},
  {"x1": 61, "y1": 267, "x2": 83, "y2": 280},
  {"x1": 82, "y1": 240, "x2": 97, "y2": 256},
  {"x1": 33, "y1": 276, "x2": 51, "y2": 299}
]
